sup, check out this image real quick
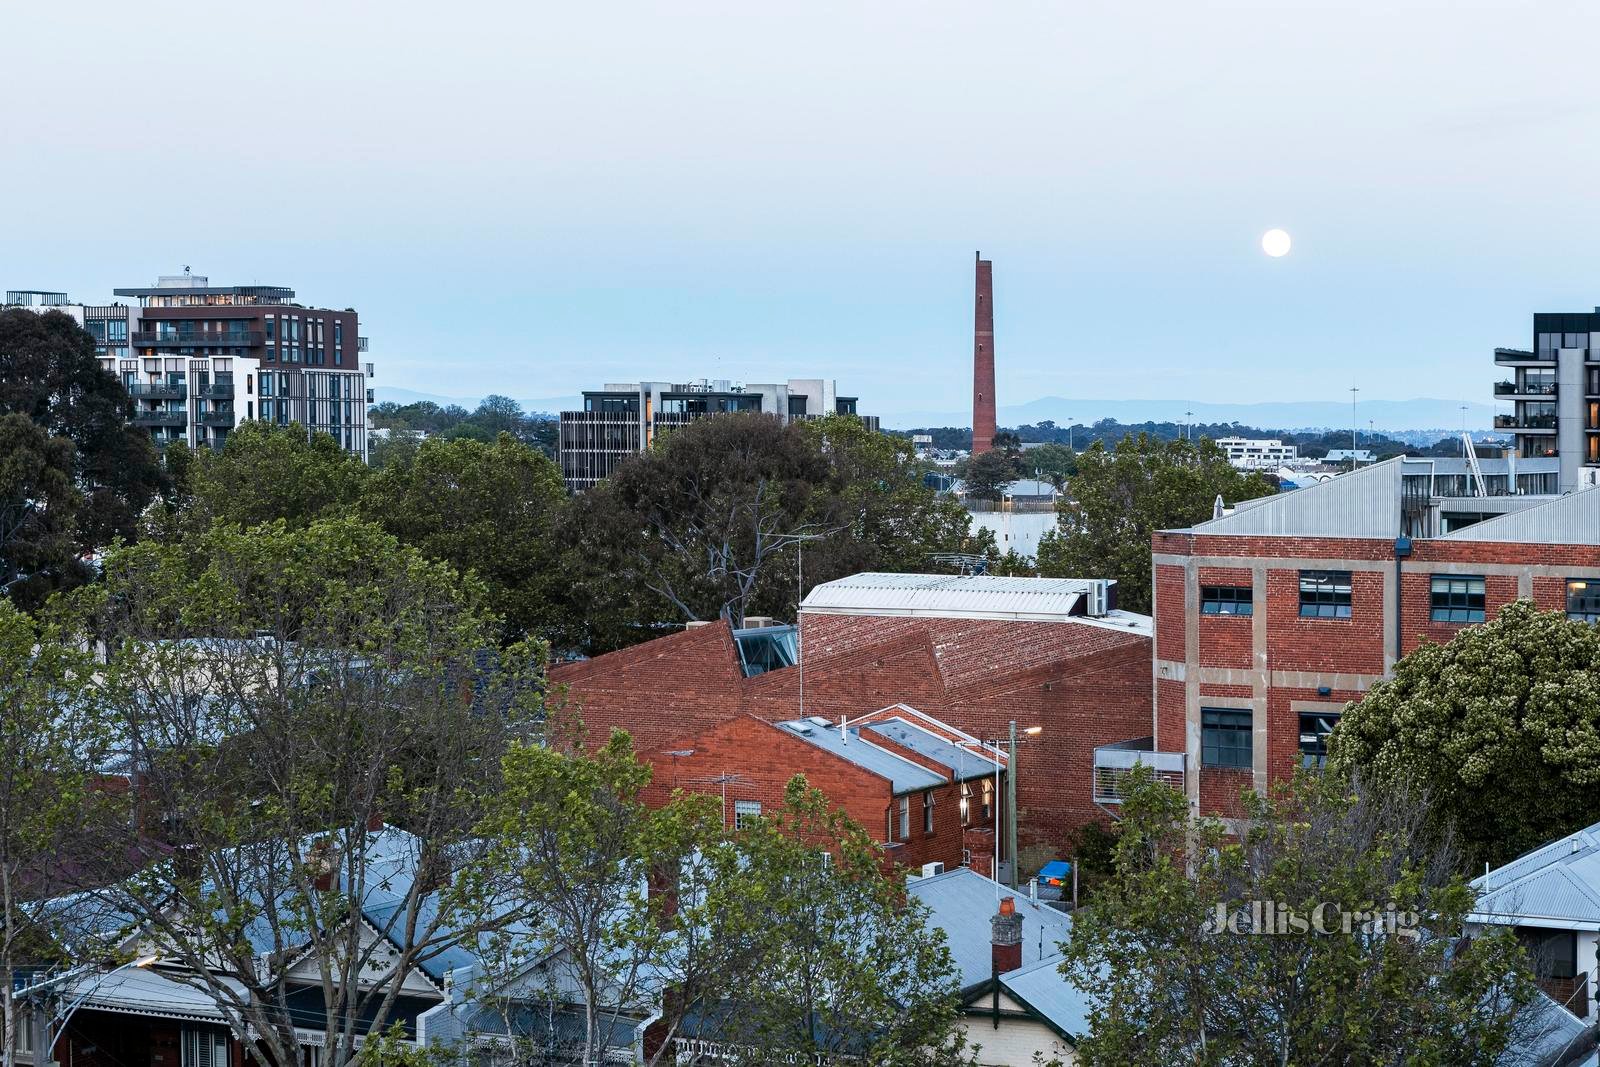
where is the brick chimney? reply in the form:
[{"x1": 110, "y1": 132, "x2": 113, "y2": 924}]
[
  {"x1": 972, "y1": 252, "x2": 997, "y2": 455},
  {"x1": 991, "y1": 895, "x2": 1023, "y2": 976},
  {"x1": 964, "y1": 827, "x2": 995, "y2": 880}
]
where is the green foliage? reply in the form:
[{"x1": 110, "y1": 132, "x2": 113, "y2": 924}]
[
  {"x1": 361, "y1": 434, "x2": 567, "y2": 642},
  {"x1": 961, "y1": 449, "x2": 1022, "y2": 502},
  {"x1": 185, "y1": 421, "x2": 369, "y2": 530},
  {"x1": 367, "y1": 395, "x2": 556, "y2": 454},
  {"x1": 1060, "y1": 767, "x2": 1534, "y2": 1066},
  {"x1": 0, "y1": 412, "x2": 82, "y2": 601},
  {"x1": 1021, "y1": 442, "x2": 1078, "y2": 488},
  {"x1": 1330, "y1": 599, "x2": 1600, "y2": 869},
  {"x1": 1035, "y1": 434, "x2": 1273, "y2": 613}
]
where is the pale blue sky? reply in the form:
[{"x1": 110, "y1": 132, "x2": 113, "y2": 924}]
[{"x1": 5, "y1": 0, "x2": 1599, "y2": 422}]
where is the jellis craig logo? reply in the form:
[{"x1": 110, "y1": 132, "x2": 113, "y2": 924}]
[{"x1": 1204, "y1": 901, "x2": 1421, "y2": 939}]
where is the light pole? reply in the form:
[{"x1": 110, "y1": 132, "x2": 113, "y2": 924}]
[{"x1": 955, "y1": 722, "x2": 1042, "y2": 891}]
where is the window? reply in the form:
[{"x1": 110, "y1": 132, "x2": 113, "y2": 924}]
[
  {"x1": 733, "y1": 800, "x2": 761, "y2": 830},
  {"x1": 1201, "y1": 708, "x2": 1252, "y2": 769},
  {"x1": 1430, "y1": 575, "x2": 1485, "y2": 624},
  {"x1": 923, "y1": 789, "x2": 935, "y2": 834},
  {"x1": 981, "y1": 779, "x2": 993, "y2": 821},
  {"x1": 1299, "y1": 711, "x2": 1340, "y2": 769},
  {"x1": 1299, "y1": 570, "x2": 1352, "y2": 618},
  {"x1": 897, "y1": 796, "x2": 910, "y2": 840},
  {"x1": 182, "y1": 1030, "x2": 228, "y2": 1067},
  {"x1": 1201, "y1": 585, "x2": 1253, "y2": 616},
  {"x1": 959, "y1": 781, "x2": 972, "y2": 825},
  {"x1": 788, "y1": 395, "x2": 808, "y2": 417},
  {"x1": 1568, "y1": 579, "x2": 1600, "y2": 624},
  {"x1": 1516, "y1": 927, "x2": 1578, "y2": 980}
]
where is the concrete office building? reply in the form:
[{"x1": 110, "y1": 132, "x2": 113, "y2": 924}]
[
  {"x1": 1216, "y1": 436, "x2": 1299, "y2": 470},
  {"x1": 1492, "y1": 308, "x2": 1600, "y2": 491},
  {"x1": 557, "y1": 377, "x2": 876, "y2": 491}
]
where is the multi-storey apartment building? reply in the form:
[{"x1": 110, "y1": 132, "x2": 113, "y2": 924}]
[
  {"x1": 558, "y1": 377, "x2": 877, "y2": 490},
  {"x1": 1493, "y1": 308, "x2": 1600, "y2": 491},
  {"x1": 1099, "y1": 458, "x2": 1600, "y2": 822},
  {"x1": 1215, "y1": 436, "x2": 1300, "y2": 470},
  {"x1": 5, "y1": 276, "x2": 375, "y2": 459}
]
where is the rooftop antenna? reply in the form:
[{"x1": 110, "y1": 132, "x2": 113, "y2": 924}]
[
  {"x1": 1349, "y1": 387, "x2": 1359, "y2": 468},
  {"x1": 689, "y1": 772, "x2": 746, "y2": 827}
]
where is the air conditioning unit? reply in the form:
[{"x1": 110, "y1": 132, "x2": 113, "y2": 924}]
[{"x1": 921, "y1": 861, "x2": 946, "y2": 878}]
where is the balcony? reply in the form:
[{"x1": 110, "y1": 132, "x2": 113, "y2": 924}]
[
  {"x1": 1495, "y1": 347, "x2": 1554, "y2": 365},
  {"x1": 1493, "y1": 380, "x2": 1558, "y2": 397},
  {"x1": 132, "y1": 330, "x2": 263, "y2": 348},
  {"x1": 358, "y1": 336, "x2": 369, "y2": 352},
  {"x1": 1093, "y1": 738, "x2": 1185, "y2": 804},
  {"x1": 197, "y1": 411, "x2": 235, "y2": 426},
  {"x1": 128, "y1": 383, "x2": 186, "y2": 400},
  {"x1": 1495, "y1": 414, "x2": 1558, "y2": 432},
  {"x1": 131, "y1": 411, "x2": 187, "y2": 427},
  {"x1": 198, "y1": 379, "x2": 234, "y2": 399}
]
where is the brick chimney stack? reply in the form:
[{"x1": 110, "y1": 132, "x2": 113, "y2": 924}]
[
  {"x1": 991, "y1": 895, "x2": 1023, "y2": 976},
  {"x1": 972, "y1": 252, "x2": 996, "y2": 454}
]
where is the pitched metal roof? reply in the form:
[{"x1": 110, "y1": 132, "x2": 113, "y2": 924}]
[
  {"x1": 861, "y1": 716, "x2": 1003, "y2": 781},
  {"x1": 58, "y1": 967, "x2": 243, "y2": 1023},
  {"x1": 1002, "y1": 954, "x2": 1090, "y2": 1041},
  {"x1": 801, "y1": 572, "x2": 1112, "y2": 623},
  {"x1": 773, "y1": 718, "x2": 947, "y2": 794},
  {"x1": 1471, "y1": 820, "x2": 1600, "y2": 930},
  {"x1": 1438, "y1": 487, "x2": 1600, "y2": 545},
  {"x1": 1174, "y1": 458, "x2": 1412, "y2": 538},
  {"x1": 906, "y1": 867, "x2": 1074, "y2": 987}
]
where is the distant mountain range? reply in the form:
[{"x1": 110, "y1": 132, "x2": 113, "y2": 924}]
[{"x1": 373, "y1": 387, "x2": 1498, "y2": 436}]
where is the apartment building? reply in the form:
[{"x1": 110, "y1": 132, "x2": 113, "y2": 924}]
[
  {"x1": 1101, "y1": 459, "x2": 1600, "y2": 822},
  {"x1": 557, "y1": 377, "x2": 877, "y2": 490},
  {"x1": 1216, "y1": 436, "x2": 1300, "y2": 470},
  {"x1": 5, "y1": 275, "x2": 375, "y2": 458},
  {"x1": 1492, "y1": 308, "x2": 1600, "y2": 491}
]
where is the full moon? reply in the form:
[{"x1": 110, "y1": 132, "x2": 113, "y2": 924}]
[{"x1": 1261, "y1": 229, "x2": 1292, "y2": 258}]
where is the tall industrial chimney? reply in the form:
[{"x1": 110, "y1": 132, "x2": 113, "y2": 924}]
[{"x1": 972, "y1": 252, "x2": 996, "y2": 454}]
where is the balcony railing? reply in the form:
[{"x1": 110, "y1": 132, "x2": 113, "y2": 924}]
[
  {"x1": 1495, "y1": 414, "x2": 1558, "y2": 430},
  {"x1": 1093, "y1": 738, "x2": 1185, "y2": 804},
  {"x1": 358, "y1": 336, "x2": 370, "y2": 352},
  {"x1": 128, "y1": 383, "x2": 186, "y2": 399},
  {"x1": 132, "y1": 330, "x2": 263, "y2": 347},
  {"x1": 197, "y1": 411, "x2": 235, "y2": 426},
  {"x1": 131, "y1": 411, "x2": 187, "y2": 427},
  {"x1": 1493, "y1": 380, "x2": 1558, "y2": 397}
]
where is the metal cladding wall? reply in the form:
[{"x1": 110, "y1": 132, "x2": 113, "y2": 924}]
[{"x1": 972, "y1": 253, "x2": 996, "y2": 455}]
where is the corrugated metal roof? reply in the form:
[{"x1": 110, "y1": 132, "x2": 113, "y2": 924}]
[
  {"x1": 774, "y1": 718, "x2": 947, "y2": 794},
  {"x1": 907, "y1": 867, "x2": 1075, "y2": 988},
  {"x1": 1176, "y1": 458, "x2": 1410, "y2": 538},
  {"x1": 60, "y1": 967, "x2": 243, "y2": 1023},
  {"x1": 1438, "y1": 487, "x2": 1600, "y2": 544},
  {"x1": 801, "y1": 572, "x2": 1105, "y2": 622},
  {"x1": 862, "y1": 717, "x2": 1003, "y2": 780},
  {"x1": 1472, "y1": 819, "x2": 1600, "y2": 929},
  {"x1": 1002, "y1": 954, "x2": 1090, "y2": 1040}
]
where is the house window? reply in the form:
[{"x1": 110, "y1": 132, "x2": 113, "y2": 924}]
[
  {"x1": 923, "y1": 789, "x2": 935, "y2": 834},
  {"x1": 1299, "y1": 570, "x2": 1352, "y2": 618},
  {"x1": 181, "y1": 1030, "x2": 228, "y2": 1067},
  {"x1": 981, "y1": 779, "x2": 993, "y2": 822},
  {"x1": 1516, "y1": 927, "x2": 1578, "y2": 980},
  {"x1": 897, "y1": 796, "x2": 910, "y2": 840},
  {"x1": 959, "y1": 781, "x2": 972, "y2": 825},
  {"x1": 1430, "y1": 575, "x2": 1485, "y2": 624},
  {"x1": 1567, "y1": 579, "x2": 1600, "y2": 624},
  {"x1": 1200, "y1": 585, "x2": 1253, "y2": 616},
  {"x1": 1299, "y1": 712, "x2": 1340, "y2": 769},
  {"x1": 733, "y1": 800, "x2": 761, "y2": 830},
  {"x1": 1201, "y1": 708, "x2": 1252, "y2": 769}
]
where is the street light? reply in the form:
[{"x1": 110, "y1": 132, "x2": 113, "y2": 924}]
[{"x1": 954, "y1": 721, "x2": 1043, "y2": 891}]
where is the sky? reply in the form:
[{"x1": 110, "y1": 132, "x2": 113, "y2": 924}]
[{"x1": 5, "y1": 0, "x2": 1600, "y2": 423}]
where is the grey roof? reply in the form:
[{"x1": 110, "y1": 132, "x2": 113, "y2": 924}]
[
  {"x1": 801, "y1": 572, "x2": 1110, "y2": 622},
  {"x1": 861, "y1": 717, "x2": 1003, "y2": 781},
  {"x1": 774, "y1": 718, "x2": 947, "y2": 794},
  {"x1": 1471, "y1": 820, "x2": 1600, "y2": 929},
  {"x1": 1002, "y1": 954, "x2": 1089, "y2": 1041},
  {"x1": 58, "y1": 967, "x2": 244, "y2": 1023},
  {"x1": 1439, "y1": 487, "x2": 1600, "y2": 545},
  {"x1": 1177, "y1": 458, "x2": 1412, "y2": 537}
]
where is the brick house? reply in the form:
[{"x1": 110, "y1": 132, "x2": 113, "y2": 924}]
[
  {"x1": 642, "y1": 707, "x2": 1007, "y2": 873},
  {"x1": 1129, "y1": 462, "x2": 1600, "y2": 821},
  {"x1": 552, "y1": 573, "x2": 1153, "y2": 861}
]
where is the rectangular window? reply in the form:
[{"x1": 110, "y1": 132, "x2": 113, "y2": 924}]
[
  {"x1": 923, "y1": 789, "x2": 935, "y2": 834},
  {"x1": 1568, "y1": 579, "x2": 1600, "y2": 624},
  {"x1": 181, "y1": 1030, "x2": 228, "y2": 1067},
  {"x1": 1299, "y1": 570, "x2": 1352, "y2": 618},
  {"x1": 1517, "y1": 927, "x2": 1578, "y2": 980},
  {"x1": 1200, "y1": 585, "x2": 1253, "y2": 616},
  {"x1": 733, "y1": 799, "x2": 761, "y2": 830},
  {"x1": 1299, "y1": 711, "x2": 1340, "y2": 769},
  {"x1": 1430, "y1": 575, "x2": 1485, "y2": 624},
  {"x1": 981, "y1": 779, "x2": 993, "y2": 822},
  {"x1": 897, "y1": 796, "x2": 910, "y2": 840},
  {"x1": 1201, "y1": 708, "x2": 1252, "y2": 769},
  {"x1": 959, "y1": 781, "x2": 972, "y2": 826}
]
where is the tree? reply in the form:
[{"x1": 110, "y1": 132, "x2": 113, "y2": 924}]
[
  {"x1": 77, "y1": 517, "x2": 544, "y2": 1067},
  {"x1": 1330, "y1": 600, "x2": 1600, "y2": 869},
  {"x1": 1035, "y1": 435, "x2": 1273, "y2": 613},
  {"x1": 1060, "y1": 767, "x2": 1535, "y2": 1066},
  {"x1": 961, "y1": 449, "x2": 1021, "y2": 502},
  {"x1": 362, "y1": 434, "x2": 567, "y2": 642},
  {"x1": 185, "y1": 421, "x2": 368, "y2": 530},
  {"x1": 0, "y1": 413, "x2": 81, "y2": 602},
  {"x1": 0, "y1": 601, "x2": 123, "y2": 1067},
  {"x1": 1023, "y1": 442, "x2": 1078, "y2": 489},
  {"x1": 0, "y1": 307, "x2": 163, "y2": 602}
]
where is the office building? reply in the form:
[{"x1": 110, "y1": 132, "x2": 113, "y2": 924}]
[
  {"x1": 6, "y1": 276, "x2": 374, "y2": 458},
  {"x1": 1216, "y1": 436, "x2": 1299, "y2": 470},
  {"x1": 1493, "y1": 309, "x2": 1600, "y2": 492},
  {"x1": 557, "y1": 377, "x2": 875, "y2": 491}
]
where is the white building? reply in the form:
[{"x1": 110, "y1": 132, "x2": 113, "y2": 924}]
[{"x1": 1215, "y1": 436, "x2": 1299, "y2": 470}]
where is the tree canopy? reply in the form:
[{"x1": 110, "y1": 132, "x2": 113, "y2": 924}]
[{"x1": 1330, "y1": 600, "x2": 1600, "y2": 869}]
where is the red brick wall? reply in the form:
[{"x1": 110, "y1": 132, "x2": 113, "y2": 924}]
[
  {"x1": 1155, "y1": 564, "x2": 1187, "y2": 661},
  {"x1": 1155, "y1": 678, "x2": 1185, "y2": 754},
  {"x1": 1264, "y1": 566, "x2": 1387, "y2": 675}
]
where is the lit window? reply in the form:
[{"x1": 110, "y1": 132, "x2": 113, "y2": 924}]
[
  {"x1": 1299, "y1": 570, "x2": 1352, "y2": 618},
  {"x1": 733, "y1": 800, "x2": 761, "y2": 830},
  {"x1": 1430, "y1": 575, "x2": 1485, "y2": 624},
  {"x1": 1201, "y1": 585, "x2": 1253, "y2": 616},
  {"x1": 1201, "y1": 708, "x2": 1252, "y2": 769},
  {"x1": 1568, "y1": 579, "x2": 1600, "y2": 625}
]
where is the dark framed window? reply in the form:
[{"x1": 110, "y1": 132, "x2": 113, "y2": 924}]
[
  {"x1": 1201, "y1": 708, "x2": 1252, "y2": 769},
  {"x1": 1299, "y1": 570, "x2": 1352, "y2": 618},
  {"x1": 1516, "y1": 927, "x2": 1578, "y2": 980},
  {"x1": 1430, "y1": 575, "x2": 1485, "y2": 623},
  {"x1": 923, "y1": 789, "x2": 935, "y2": 834},
  {"x1": 1568, "y1": 578, "x2": 1600, "y2": 624},
  {"x1": 1299, "y1": 712, "x2": 1340, "y2": 769},
  {"x1": 1201, "y1": 585, "x2": 1253, "y2": 616}
]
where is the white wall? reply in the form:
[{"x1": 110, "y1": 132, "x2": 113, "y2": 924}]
[{"x1": 969, "y1": 510, "x2": 1058, "y2": 559}]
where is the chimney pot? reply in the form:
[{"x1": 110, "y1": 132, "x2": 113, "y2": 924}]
[{"x1": 991, "y1": 895, "x2": 1024, "y2": 975}]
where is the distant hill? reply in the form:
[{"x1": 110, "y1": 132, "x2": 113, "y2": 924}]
[{"x1": 880, "y1": 396, "x2": 1498, "y2": 434}]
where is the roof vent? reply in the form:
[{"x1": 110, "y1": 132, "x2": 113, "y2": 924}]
[
  {"x1": 807, "y1": 716, "x2": 832, "y2": 728},
  {"x1": 785, "y1": 721, "x2": 814, "y2": 736}
]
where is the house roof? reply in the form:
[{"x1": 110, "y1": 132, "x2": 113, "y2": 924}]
[
  {"x1": 773, "y1": 717, "x2": 947, "y2": 794},
  {"x1": 860, "y1": 714, "x2": 1005, "y2": 781},
  {"x1": 1001, "y1": 954, "x2": 1089, "y2": 1041},
  {"x1": 801, "y1": 572, "x2": 1136, "y2": 626},
  {"x1": 57, "y1": 966, "x2": 244, "y2": 1024},
  {"x1": 1472, "y1": 820, "x2": 1600, "y2": 930},
  {"x1": 1438, "y1": 486, "x2": 1600, "y2": 544}
]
